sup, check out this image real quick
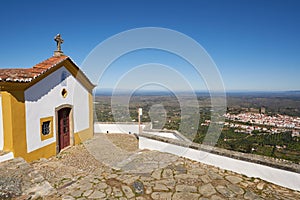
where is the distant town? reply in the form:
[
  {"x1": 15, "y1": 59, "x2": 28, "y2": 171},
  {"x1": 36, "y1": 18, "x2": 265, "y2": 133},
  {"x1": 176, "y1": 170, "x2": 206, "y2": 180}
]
[{"x1": 201, "y1": 112, "x2": 300, "y2": 137}]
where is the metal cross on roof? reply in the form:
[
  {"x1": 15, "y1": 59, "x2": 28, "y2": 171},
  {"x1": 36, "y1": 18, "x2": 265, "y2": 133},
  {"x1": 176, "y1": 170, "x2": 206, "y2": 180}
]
[{"x1": 54, "y1": 34, "x2": 64, "y2": 52}]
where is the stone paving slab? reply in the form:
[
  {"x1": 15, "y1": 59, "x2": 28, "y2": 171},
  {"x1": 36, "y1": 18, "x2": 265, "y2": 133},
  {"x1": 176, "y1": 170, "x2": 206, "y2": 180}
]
[
  {"x1": 1, "y1": 133, "x2": 300, "y2": 199},
  {"x1": 85, "y1": 134, "x2": 178, "y2": 173},
  {"x1": 0, "y1": 157, "x2": 55, "y2": 199},
  {"x1": 84, "y1": 134, "x2": 134, "y2": 169}
]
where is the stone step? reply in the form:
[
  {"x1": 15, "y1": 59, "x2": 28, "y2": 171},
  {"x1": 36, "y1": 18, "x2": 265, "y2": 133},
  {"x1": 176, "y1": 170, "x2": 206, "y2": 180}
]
[{"x1": 0, "y1": 151, "x2": 14, "y2": 163}]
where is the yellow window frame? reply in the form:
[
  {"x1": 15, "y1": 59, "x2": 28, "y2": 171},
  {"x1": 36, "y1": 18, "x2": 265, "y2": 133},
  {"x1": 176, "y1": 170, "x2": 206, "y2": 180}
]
[{"x1": 40, "y1": 116, "x2": 54, "y2": 141}]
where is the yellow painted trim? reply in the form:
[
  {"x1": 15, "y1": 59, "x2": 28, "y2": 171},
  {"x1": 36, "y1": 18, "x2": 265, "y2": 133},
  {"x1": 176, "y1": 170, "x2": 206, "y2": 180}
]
[
  {"x1": 40, "y1": 116, "x2": 54, "y2": 141},
  {"x1": 89, "y1": 92, "x2": 94, "y2": 137},
  {"x1": 74, "y1": 128, "x2": 92, "y2": 144},
  {"x1": 1, "y1": 90, "x2": 27, "y2": 159},
  {"x1": 0, "y1": 83, "x2": 28, "y2": 91},
  {"x1": 1, "y1": 91, "x2": 13, "y2": 151},
  {"x1": 10, "y1": 90, "x2": 27, "y2": 159},
  {"x1": 23, "y1": 142, "x2": 56, "y2": 162}
]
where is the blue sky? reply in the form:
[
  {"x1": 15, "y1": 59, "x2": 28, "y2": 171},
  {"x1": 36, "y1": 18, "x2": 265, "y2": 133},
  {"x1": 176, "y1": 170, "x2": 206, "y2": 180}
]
[{"x1": 0, "y1": 0, "x2": 299, "y2": 91}]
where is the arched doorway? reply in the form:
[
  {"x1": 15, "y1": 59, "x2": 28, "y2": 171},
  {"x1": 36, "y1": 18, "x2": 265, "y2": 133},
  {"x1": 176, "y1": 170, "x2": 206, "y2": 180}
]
[{"x1": 56, "y1": 105, "x2": 74, "y2": 152}]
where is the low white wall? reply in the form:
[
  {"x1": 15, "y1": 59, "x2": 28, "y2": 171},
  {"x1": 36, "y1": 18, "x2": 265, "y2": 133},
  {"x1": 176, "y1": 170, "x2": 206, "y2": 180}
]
[
  {"x1": 0, "y1": 152, "x2": 14, "y2": 163},
  {"x1": 139, "y1": 136, "x2": 300, "y2": 191},
  {"x1": 94, "y1": 123, "x2": 145, "y2": 134},
  {"x1": 143, "y1": 131, "x2": 180, "y2": 140}
]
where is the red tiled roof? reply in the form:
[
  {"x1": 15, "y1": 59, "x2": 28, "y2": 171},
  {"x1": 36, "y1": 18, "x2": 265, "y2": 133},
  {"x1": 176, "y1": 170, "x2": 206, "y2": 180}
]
[{"x1": 0, "y1": 55, "x2": 68, "y2": 82}]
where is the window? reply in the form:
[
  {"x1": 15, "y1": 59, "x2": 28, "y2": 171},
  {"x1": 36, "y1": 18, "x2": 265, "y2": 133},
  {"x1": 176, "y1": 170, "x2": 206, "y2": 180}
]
[
  {"x1": 42, "y1": 121, "x2": 50, "y2": 135},
  {"x1": 40, "y1": 117, "x2": 53, "y2": 141},
  {"x1": 61, "y1": 88, "x2": 68, "y2": 98}
]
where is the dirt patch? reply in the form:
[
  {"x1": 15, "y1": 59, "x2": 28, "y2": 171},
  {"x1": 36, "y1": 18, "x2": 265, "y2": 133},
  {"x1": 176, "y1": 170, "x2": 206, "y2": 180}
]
[
  {"x1": 106, "y1": 178, "x2": 123, "y2": 188},
  {"x1": 106, "y1": 134, "x2": 139, "y2": 152}
]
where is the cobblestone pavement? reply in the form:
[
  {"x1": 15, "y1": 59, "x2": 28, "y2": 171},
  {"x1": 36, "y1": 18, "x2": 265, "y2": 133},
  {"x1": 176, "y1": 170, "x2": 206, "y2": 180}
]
[
  {"x1": 0, "y1": 158, "x2": 55, "y2": 199},
  {"x1": 1, "y1": 133, "x2": 300, "y2": 199}
]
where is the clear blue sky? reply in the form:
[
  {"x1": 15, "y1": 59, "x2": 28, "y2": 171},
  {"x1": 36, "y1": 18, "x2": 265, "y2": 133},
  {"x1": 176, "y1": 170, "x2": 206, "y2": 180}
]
[{"x1": 0, "y1": 0, "x2": 299, "y2": 91}]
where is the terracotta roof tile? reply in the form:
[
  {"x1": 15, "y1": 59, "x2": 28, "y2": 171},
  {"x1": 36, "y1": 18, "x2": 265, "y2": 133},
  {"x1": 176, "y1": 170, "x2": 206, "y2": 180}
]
[{"x1": 0, "y1": 55, "x2": 68, "y2": 83}]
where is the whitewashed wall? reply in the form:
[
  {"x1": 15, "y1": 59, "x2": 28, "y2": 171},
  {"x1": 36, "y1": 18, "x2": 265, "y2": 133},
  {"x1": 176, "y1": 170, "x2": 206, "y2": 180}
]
[
  {"x1": 0, "y1": 95, "x2": 3, "y2": 150},
  {"x1": 94, "y1": 123, "x2": 146, "y2": 134},
  {"x1": 139, "y1": 136, "x2": 300, "y2": 191},
  {"x1": 25, "y1": 66, "x2": 89, "y2": 153}
]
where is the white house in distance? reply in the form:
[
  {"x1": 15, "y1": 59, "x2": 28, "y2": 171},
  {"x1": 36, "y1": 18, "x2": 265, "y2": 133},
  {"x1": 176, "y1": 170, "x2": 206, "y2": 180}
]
[{"x1": 0, "y1": 35, "x2": 95, "y2": 162}]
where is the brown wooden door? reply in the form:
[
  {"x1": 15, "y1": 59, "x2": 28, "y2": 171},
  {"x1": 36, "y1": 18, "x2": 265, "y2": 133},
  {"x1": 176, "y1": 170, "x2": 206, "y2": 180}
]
[{"x1": 58, "y1": 108, "x2": 70, "y2": 151}]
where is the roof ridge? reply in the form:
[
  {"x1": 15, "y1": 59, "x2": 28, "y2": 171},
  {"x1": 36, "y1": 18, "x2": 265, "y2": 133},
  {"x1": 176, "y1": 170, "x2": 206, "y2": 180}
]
[{"x1": 0, "y1": 55, "x2": 69, "y2": 83}]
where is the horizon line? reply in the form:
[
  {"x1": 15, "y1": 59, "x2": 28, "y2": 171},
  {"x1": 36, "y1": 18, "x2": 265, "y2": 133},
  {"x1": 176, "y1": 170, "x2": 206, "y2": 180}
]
[{"x1": 94, "y1": 88, "x2": 300, "y2": 93}]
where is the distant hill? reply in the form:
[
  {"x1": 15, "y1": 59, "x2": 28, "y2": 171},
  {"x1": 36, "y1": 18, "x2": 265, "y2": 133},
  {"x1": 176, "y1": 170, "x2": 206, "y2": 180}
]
[{"x1": 95, "y1": 89, "x2": 300, "y2": 98}]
